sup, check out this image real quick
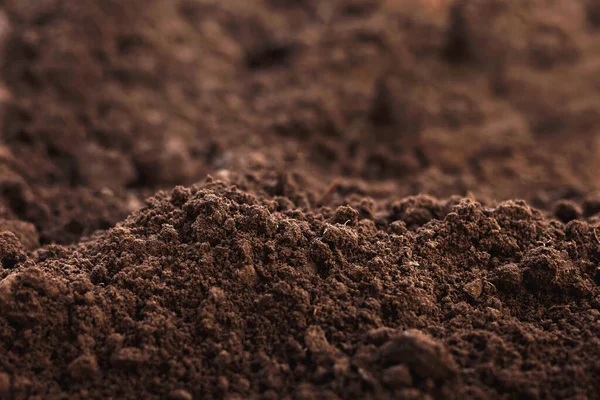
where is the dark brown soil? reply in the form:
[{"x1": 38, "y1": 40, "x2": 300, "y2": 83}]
[{"x1": 0, "y1": 0, "x2": 599, "y2": 399}]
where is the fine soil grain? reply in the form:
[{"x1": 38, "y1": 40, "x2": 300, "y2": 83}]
[{"x1": 1, "y1": 0, "x2": 600, "y2": 399}]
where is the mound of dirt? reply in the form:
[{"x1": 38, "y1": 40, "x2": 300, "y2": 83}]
[
  {"x1": 1, "y1": 177, "x2": 599, "y2": 399},
  {"x1": 1, "y1": 0, "x2": 600, "y2": 399}
]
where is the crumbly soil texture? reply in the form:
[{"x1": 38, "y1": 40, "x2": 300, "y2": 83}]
[{"x1": 1, "y1": 0, "x2": 600, "y2": 399}]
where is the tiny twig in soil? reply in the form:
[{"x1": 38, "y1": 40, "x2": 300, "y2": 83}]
[{"x1": 317, "y1": 180, "x2": 339, "y2": 206}]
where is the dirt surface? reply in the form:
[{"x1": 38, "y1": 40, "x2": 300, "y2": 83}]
[{"x1": 0, "y1": 0, "x2": 600, "y2": 399}]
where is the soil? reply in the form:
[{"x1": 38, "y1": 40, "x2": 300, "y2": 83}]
[{"x1": 0, "y1": 0, "x2": 599, "y2": 399}]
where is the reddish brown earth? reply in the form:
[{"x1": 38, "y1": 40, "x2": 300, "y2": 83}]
[{"x1": 0, "y1": 0, "x2": 600, "y2": 399}]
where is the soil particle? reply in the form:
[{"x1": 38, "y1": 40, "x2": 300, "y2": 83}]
[
  {"x1": 553, "y1": 199, "x2": 583, "y2": 223},
  {"x1": 0, "y1": 231, "x2": 26, "y2": 269},
  {"x1": 462, "y1": 278, "x2": 483, "y2": 300},
  {"x1": 67, "y1": 354, "x2": 99, "y2": 382},
  {"x1": 521, "y1": 246, "x2": 591, "y2": 296},
  {"x1": 379, "y1": 330, "x2": 458, "y2": 382},
  {"x1": 489, "y1": 263, "x2": 522, "y2": 291},
  {"x1": 381, "y1": 364, "x2": 413, "y2": 389}
]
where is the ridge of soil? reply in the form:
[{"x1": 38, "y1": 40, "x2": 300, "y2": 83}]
[
  {"x1": 1, "y1": 177, "x2": 599, "y2": 399},
  {"x1": 2, "y1": 0, "x2": 600, "y2": 246}
]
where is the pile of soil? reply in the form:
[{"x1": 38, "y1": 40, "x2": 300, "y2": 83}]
[
  {"x1": 2, "y1": 178, "x2": 600, "y2": 399},
  {"x1": 0, "y1": 0, "x2": 600, "y2": 399}
]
